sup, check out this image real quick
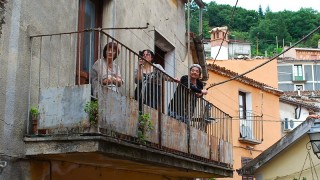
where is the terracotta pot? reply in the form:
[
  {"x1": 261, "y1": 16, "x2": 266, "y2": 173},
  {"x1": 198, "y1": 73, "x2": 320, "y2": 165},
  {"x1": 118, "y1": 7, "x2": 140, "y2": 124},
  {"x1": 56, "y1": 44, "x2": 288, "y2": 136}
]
[{"x1": 32, "y1": 117, "x2": 38, "y2": 134}]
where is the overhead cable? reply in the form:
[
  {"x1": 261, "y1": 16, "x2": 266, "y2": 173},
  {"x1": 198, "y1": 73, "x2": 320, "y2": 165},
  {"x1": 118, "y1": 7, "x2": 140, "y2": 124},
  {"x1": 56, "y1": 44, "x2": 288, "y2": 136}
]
[{"x1": 207, "y1": 25, "x2": 320, "y2": 90}]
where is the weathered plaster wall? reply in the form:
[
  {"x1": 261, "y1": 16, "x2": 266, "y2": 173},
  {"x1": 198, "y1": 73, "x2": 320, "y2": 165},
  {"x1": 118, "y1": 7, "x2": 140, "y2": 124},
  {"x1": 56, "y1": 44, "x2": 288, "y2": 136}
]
[
  {"x1": 102, "y1": 0, "x2": 189, "y2": 77},
  {"x1": 0, "y1": 0, "x2": 78, "y2": 178},
  {"x1": 0, "y1": 0, "x2": 6, "y2": 38},
  {"x1": 280, "y1": 102, "x2": 310, "y2": 124}
]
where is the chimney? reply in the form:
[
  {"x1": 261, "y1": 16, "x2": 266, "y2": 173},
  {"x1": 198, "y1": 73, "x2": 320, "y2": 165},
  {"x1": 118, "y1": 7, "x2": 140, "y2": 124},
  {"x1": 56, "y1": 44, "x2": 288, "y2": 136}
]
[{"x1": 318, "y1": 39, "x2": 320, "y2": 48}]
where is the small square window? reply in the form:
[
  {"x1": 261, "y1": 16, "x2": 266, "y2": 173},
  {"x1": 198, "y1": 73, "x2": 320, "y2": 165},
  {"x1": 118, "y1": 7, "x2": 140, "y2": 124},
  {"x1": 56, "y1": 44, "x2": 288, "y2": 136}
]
[{"x1": 295, "y1": 85, "x2": 303, "y2": 91}]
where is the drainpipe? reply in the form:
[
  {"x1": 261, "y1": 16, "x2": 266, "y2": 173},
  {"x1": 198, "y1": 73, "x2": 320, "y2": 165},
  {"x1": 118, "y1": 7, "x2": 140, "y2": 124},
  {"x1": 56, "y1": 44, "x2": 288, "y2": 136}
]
[
  {"x1": 112, "y1": 0, "x2": 116, "y2": 37},
  {"x1": 295, "y1": 105, "x2": 302, "y2": 119},
  {"x1": 187, "y1": 0, "x2": 191, "y2": 154}
]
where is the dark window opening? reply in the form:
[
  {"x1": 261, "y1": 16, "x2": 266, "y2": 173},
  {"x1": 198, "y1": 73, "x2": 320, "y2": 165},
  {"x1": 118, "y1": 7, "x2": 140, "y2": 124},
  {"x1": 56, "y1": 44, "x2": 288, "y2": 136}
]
[
  {"x1": 77, "y1": 0, "x2": 102, "y2": 84},
  {"x1": 154, "y1": 45, "x2": 166, "y2": 68},
  {"x1": 241, "y1": 157, "x2": 254, "y2": 180}
]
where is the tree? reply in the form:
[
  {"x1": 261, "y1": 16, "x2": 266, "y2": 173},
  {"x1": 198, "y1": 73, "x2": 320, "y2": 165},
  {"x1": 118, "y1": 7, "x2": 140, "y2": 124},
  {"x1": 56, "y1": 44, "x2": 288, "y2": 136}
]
[
  {"x1": 186, "y1": 2, "x2": 320, "y2": 56},
  {"x1": 258, "y1": 5, "x2": 264, "y2": 18}
]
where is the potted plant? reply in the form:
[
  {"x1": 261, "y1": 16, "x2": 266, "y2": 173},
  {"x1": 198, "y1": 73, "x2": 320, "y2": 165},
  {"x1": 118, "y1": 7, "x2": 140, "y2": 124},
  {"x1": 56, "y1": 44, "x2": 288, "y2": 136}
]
[
  {"x1": 30, "y1": 106, "x2": 39, "y2": 134},
  {"x1": 84, "y1": 100, "x2": 99, "y2": 132},
  {"x1": 137, "y1": 113, "x2": 153, "y2": 144}
]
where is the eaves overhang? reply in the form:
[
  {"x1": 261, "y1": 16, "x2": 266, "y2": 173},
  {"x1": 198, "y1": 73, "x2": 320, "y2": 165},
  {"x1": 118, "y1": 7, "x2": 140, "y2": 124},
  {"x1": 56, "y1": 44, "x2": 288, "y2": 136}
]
[
  {"x1": 207, "y1": 63, "x2": 283, "y2": 96},
  {"x1": 280, "y1": 96, "x2": 320, "y2": 112}
]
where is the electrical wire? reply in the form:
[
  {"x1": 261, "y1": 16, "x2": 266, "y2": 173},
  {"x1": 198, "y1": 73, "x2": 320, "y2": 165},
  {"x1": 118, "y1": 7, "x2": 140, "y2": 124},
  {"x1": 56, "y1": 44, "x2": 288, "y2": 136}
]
[
  {"x1": 207, "y1": 25, "x2": 320, "y2": 90},
  {"x1": 212, "y1": 0, "x2": 239, "y2": 63}
]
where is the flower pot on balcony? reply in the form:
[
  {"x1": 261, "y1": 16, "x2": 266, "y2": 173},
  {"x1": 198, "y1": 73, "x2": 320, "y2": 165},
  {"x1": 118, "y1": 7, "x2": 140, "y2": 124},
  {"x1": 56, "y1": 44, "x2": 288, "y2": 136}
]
[
  {"x1": 32, "y1": 117, "x2": 38, "y2": 135},
  {"x1": 30, "y1": 107, "x2": 40, "y2": 135}
]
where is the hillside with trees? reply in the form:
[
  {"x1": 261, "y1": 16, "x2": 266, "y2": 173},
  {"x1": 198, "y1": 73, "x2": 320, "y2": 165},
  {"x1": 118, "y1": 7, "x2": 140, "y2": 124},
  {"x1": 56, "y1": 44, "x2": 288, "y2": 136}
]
[{"x1": 188, "y1": 1, "x2": 320, "y2": 57}]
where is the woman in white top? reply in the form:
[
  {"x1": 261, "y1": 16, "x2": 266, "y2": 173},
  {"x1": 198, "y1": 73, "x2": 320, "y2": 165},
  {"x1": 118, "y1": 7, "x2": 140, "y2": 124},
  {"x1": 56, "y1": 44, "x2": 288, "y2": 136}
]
[{"x1": 91, "y1": 42, "x2": 123, "y2": 97}]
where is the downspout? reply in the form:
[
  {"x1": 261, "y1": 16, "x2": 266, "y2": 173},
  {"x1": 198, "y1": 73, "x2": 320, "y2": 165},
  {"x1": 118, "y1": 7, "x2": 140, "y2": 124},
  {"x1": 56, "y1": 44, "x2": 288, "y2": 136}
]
[
  {"x1": 187, "y1": 0, "x2": 191, "y2": 154},
  {"x1": 112, "y1": 0, "x2": 116, "y2": 37},
  {"x1": 295, "y1": 105, "x2": 302, "y2": 119}
]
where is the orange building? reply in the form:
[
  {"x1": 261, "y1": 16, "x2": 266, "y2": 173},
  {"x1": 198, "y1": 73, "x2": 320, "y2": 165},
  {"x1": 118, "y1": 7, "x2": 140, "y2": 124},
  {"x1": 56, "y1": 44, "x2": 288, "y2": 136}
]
[{"x1": 206, "y1": 59, "x2": 283, "y2": 179}]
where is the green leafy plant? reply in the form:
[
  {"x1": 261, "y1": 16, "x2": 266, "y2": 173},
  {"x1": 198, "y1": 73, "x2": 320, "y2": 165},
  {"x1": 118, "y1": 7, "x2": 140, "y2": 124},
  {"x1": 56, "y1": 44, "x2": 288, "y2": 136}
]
[
  {"x1": 30, "y1": 106, "x2": 39, "y2": 117},
  {"x1": 137, "y1": 113, "x2": 153, "y2": 144},
  {"x1": 30, "y1": 106, "x2": 40, "y2": 134},
  {"x1": 84, "y1": 100, "x2": 99, "y2": 126}
]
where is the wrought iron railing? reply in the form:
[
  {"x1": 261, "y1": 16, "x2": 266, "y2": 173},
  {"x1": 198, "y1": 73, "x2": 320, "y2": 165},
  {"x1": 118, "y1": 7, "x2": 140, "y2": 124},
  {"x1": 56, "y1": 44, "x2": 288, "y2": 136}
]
[
  {"x1": 28, "y1": 29, "x2": 233, "y2": 166},
  {"x1": 239, "y1": 110, "x2": 263, "y2": 144}
]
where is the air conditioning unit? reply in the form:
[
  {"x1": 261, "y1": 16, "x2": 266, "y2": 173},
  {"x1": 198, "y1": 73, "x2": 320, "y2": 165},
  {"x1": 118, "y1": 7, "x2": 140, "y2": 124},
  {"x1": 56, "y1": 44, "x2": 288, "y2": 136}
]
[{"x1": 283, "y1": 118, "x2": 299, "y2": 132}]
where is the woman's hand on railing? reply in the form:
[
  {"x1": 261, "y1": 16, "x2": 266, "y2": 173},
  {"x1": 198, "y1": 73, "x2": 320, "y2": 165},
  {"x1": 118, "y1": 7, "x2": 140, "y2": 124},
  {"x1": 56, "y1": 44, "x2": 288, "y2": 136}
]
[
  {"x1": 174, "y1": 77, "x2": 180, "y2": 83},
  {"x1": 201, "y1": 89, "x2": 208, "y2": 95},
  {"x1": 138, "y1": 58, "x2": 144, "y2": 66},
  {"x1": 114, "y1": 76, "x2": 123, "y2": 87}
]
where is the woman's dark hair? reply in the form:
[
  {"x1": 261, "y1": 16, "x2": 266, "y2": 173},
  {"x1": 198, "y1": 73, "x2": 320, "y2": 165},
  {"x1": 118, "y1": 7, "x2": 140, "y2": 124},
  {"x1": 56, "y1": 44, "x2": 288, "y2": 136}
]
[
  {"x1": 103, "y1": 42, "x2": 120, "y2": 60},
  {"x1": 141, "y1": 49, "x2": 155, "y2": 63}
]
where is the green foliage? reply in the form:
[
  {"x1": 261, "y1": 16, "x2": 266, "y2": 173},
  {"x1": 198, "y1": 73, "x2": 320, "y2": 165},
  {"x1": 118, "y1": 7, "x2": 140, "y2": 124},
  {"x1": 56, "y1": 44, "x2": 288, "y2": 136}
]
[
  {"x1": 84, "y1": 100, "x2": 98, "y2": 126},
  {"x1": 30, "y1": 106, "x2": 39, "y2": 117},
  {"x1": 187, "y1": 2, "x2": 320, "y2": 58},
  {"x1": 137, "y1": 113, "x2": 153, "y2": 144}
]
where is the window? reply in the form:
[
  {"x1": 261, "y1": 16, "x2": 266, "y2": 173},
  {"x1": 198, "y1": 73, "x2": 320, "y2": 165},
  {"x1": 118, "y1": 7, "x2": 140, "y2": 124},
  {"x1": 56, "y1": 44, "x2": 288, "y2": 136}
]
[
  {"x1": 239, "y1": 91, "x2": 253, "y2": 139},
  {"x1": 239, "y1": 92, "x2": 247, "y2": 120},
  {"x1": 77, "y1": 0, "x2": 102, "y2": 84},
  {"x1": 241, "y1": 157, "x2": 254, "y2": 180},
  {"x1": 154, "y1": 31, "x2": 175, "y2": 113},
  {"x1": 293, "y1": 65, "x2": 304, "y2": 81},
  {"x1": 295, "y1": 84, "x2": 304, "y2": 91},
  {"x1": 239, "y1": 91, "x2": 263, "y2": 144}
]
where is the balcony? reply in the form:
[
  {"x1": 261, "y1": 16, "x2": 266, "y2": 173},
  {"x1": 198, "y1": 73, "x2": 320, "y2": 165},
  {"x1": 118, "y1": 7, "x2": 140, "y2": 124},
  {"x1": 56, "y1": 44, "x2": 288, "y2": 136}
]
[
  {"x1": 292, "y1": 75, "x2": 306, "y2": 82},
  {"x1": 239, "y1": 111, "x2": 263, "y2": 145},
  {"x1": 24, "y1": 29, "x2": 233, "y2": 178}
]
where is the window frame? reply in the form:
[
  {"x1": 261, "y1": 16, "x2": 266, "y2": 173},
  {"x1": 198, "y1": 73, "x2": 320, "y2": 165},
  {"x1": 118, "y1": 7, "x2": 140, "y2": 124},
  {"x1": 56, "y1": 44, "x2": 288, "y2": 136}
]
[
  {"x1": 292, "y1": 64, "x2": 304, "y2": 81},
  {"x1": 77, "y1": 0, "x2": 103, "y2": 84}
]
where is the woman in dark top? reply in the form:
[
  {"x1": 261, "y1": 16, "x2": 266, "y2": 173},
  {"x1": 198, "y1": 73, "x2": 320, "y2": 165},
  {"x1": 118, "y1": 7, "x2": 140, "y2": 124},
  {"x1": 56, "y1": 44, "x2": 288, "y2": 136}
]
[
  {"x1": 168, "y1": 64, "x2": 208, "y2": 122},
  {"x1": 134, "y1": 49, "x2": 165, "y2": 111}
]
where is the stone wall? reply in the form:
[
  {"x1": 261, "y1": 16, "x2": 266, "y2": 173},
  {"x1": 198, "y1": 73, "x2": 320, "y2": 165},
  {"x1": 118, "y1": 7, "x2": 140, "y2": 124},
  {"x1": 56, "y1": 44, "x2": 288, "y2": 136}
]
[{"x1": 0, "y1": 0, "x2": 6, "y2": 38}]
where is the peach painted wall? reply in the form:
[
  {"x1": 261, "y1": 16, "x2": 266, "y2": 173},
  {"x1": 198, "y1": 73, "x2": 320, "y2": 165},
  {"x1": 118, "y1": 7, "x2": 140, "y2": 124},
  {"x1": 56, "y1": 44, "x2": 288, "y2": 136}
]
[
  {"x1": 205, "y1": 66, "x2": 281, "y2": 180},
  {"x1": 207, "y1": 59, "x2": 279, "y2": 88}
]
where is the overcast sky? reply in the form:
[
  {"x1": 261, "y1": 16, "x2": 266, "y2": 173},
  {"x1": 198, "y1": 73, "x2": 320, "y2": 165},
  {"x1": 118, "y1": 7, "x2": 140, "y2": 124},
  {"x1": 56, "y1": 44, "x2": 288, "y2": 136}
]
[{"x1": 202, "y1": 0, "x2": 320, "y2": 12}]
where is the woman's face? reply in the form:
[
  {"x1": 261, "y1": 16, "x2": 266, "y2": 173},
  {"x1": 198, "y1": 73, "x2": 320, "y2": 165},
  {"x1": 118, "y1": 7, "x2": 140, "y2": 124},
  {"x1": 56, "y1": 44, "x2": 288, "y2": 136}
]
[
  {"x1": 190, "y1": 67, "x2": 201, "y2": 80},
  {"x1": 106, "y1": 47, "x2": 117, "y2": 61},
  {"x1": 142, "y1": 51, "x2": 153, "y2": 63}
]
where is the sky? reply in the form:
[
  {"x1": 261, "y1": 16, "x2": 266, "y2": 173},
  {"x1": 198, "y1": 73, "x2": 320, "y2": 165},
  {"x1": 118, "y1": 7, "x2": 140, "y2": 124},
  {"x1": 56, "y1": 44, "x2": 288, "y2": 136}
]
[{"x1": 202, "y1": 0, "x2": 320, "y2": 12}]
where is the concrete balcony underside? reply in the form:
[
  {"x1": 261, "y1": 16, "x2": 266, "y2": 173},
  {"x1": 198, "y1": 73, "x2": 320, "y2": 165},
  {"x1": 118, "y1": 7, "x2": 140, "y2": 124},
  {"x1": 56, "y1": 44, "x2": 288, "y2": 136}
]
[{"x1": 24, "y1": 135, "x2": 233, "y2": 178}]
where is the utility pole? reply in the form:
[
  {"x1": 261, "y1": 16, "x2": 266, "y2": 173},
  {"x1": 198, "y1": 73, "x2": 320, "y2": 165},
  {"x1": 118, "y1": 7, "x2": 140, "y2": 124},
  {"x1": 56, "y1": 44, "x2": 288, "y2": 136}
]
[
  {"x1": 276, "y1": 36, "x2": 278, "y2": 49},
  {"x1": 256, "y1": 36, "x2": 259, "y2": 56},
  {"x1": 256, "y1": 32, "x2": 259, "y2": 56}
]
